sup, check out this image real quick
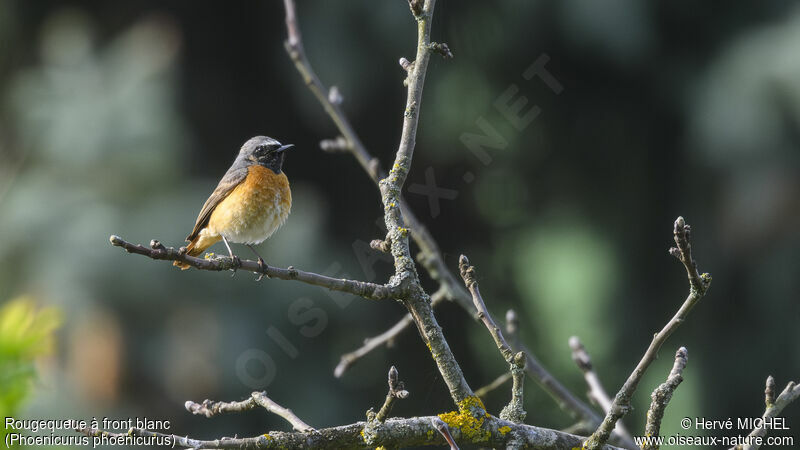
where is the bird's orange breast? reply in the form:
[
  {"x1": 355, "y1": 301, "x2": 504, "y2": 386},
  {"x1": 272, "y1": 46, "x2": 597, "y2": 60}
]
[{"x1": 206, "y1": 165, "x2": 292, "y2": 245}]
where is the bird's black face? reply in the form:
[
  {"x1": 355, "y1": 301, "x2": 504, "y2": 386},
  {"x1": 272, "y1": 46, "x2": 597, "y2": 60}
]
[{"x1": 249, "y1": 141, "x2": 293, "y2": 174}]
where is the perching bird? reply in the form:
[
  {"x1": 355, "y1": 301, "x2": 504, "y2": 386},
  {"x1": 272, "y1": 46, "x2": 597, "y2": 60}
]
[{"x1": 174, "y1": 136, "x2": 293, "y2": 270}]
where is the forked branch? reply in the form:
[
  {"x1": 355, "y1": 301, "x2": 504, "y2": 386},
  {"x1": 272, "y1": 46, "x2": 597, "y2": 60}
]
[
  {"x1": 186, "y1": 391, "x2": 314, "y2": 432},
  {"x1": 733, "y1": 377, "x2": 800, "y2": 450},
  {"x1": 583, "y1": 217, "x2": 711, "y2": 450}
]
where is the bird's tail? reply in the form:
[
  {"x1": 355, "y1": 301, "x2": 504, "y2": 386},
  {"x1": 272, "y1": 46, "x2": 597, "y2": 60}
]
[{"x1": 173, "y1": 234, "x2": 220, "y2": 270}]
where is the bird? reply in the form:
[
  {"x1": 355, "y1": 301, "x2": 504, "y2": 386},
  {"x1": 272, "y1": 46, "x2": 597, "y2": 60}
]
[{"x1": 174, "y1": 136, "x2": 293, "y2": 270}]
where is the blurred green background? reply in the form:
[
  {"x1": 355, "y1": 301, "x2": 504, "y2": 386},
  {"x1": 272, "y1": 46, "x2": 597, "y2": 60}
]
[{"x1": 1, "y1": 0, "x2": 798, "y2": 448}]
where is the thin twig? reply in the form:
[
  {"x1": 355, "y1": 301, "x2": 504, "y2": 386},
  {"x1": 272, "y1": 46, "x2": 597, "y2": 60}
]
[
  {"x1": 497, "y1": 308, "x2": 607, "y2": 432},
  {"x1": 475, "y1": 372, "x2": 513, "y2": 399},
  {"x1": 370, "y1": 0, "x2": 479, "y2": 410},
  {"x1": 282, "y1": 0, "x2": 477, "y2": 379},
  {"x1": 109, "y1": 235, "x2": 396, "y2": 300},
  {"x1": 459, "y1": 255, "x2": 526, "y2": 423},
  {"x1": 584, "y1": 217, "x2": 712, "y2": 450},
  {"x1": 78, "y1": 415, "x2": 625, "y2": 449},
  {"x1": 373, "y1": 366, "x2": 409, "y2": 423},
  {"x1": 334, "y1": 288, "x2": 446, "y2": 378},
  {"x1": 185, "y1": 392, "x2": 314, "y2": 432},
  {"x1": 185, "y1": 396, "x2": 256, "y2": 418},
  {"x1": 431, "y1": 417, "x2": 459, "y2": 450},
  {"x1": 501, "y1": 355, "x2": 527, "y2": 424},
  {"x1": 458, "y1": 255, "x2": 515, "y2": 362},
  {"x1": 288, "y1": 0, "x2": 476, "y2": 411},
  {"x1": 252, "y1": 392, "x2": 315, "y2": 432},
  {"x1": 733, "y1": 378, "x2": 800, "y2": 450},
  {"x1": 570, "y1": 336, "x2": 635, "y2": 445},
  {"x1": 642, "y1": 347, "x2": 688, "y2": 450}
]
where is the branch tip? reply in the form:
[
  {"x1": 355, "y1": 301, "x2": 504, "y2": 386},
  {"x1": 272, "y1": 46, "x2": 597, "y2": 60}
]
[
  {"x1": 585, "y1": 217, "x2": 710, "y2": 450},
  {"x1": 766, "y1": 375, "x2": 776, "y2": 408},
  {"x1": 328, "y1": 86, "x2": 343, "y2": 105},
  {"x1": 319, "y1": 136, "x2": 350, "y2": 153},
  {"x1": 370, "y1": 238, "x2": 391, "y2": 253},
  {"x1": 407, "y1": 0, "x2": 423, "y2": 17},
  {"x1": 429, "y1": 42, "x2": 453, "y2": 59},
  {"x1": 374, "y1": 365, "x2": 409, "y2": 423},
  {"x1": 399, "y1": 57, "x2": 413, "y2": 72},
  {"x1": 569, "y1": 336, "x2": 593, "y2": 372}
]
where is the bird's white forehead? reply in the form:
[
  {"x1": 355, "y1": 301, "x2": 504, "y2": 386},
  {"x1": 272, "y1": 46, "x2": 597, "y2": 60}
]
[{"x1": 244, "y1": 136, "x2": 281, "y2": 148}]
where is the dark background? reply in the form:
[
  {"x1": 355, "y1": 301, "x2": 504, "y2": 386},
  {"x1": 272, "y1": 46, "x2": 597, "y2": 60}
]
[{"x1": 1, "y1": 0, "x2": 799, "y2": 448}]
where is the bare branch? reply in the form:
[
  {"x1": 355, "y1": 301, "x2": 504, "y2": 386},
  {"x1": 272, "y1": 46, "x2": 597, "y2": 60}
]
[
  {"x1": 733, "y1": 378, "x2": 800, "y2": 450},
  {"x1": 500, "y1": 352, "x2": 527, "y2": 424},
  {"x1": 79, "y1": 416, "x2": 626, "y2": 449},
  {"x1": 475, "y1": 372, "x2": 513, "y2": 399},
  {"x1": 569, "y1": 336, "x2": 634, "y2": 446},
  {"x1": 584, "y1": 217, "x2": 712, "y2": 450},
  {"x1": 475, "y1": 311, "x2": 522, "y2": 400},
  {"x1": 458, "y1": 255, "x2": 515, "y2": 362},
  {"x1": 669, "y1": 216, "x2": 710, "y2": 295},
  {"x1": 335, "y1": 314, "x2": 412, "y2": 378},
  {"x1": 185, "y1": 392, "x2": 313, "y2": 432},
  {"x1": 109, "y1": 235, "x2": 395, "y2": 300},
  {"x1": 458, "y1": 255, "x2": 526, "y2": 423},
  {"x1": 319, "y1": 136, "x2": 350, "y2": 153},
  {"x1": 431, "y1": 417, "x2": 459, "y2": 450},
  {"x1": 335, "y1": 288, "x2": 446, "y2": 377},
  {"x1": 281, "y1": 0, "x2": 478, "y2": 382},
  {"x1": 765, "y1": 375, "x2": 776, "y2": 409},
  {"x1": 372, "y1": 366, "x2": 410, "y2": 423},
  {"x1": 643, "y1": 347, "x2": 688, "y2": 450},
  {"x1": 367, "y1": 0, "x2": 482, "y2": 410},
  {"x1": 501, "y1": 311, "x2": 606, "y2": 430},
  {"x1": 185, "y1": 396, "x2": 256, "y2": 418},
  {"x1": 251, "y1": 392, "x2": 315, "y2": 432}
]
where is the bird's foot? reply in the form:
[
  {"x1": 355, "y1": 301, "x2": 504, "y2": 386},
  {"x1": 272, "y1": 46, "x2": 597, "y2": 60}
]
[
  {"x1": 255, "y1": 257, "x2": 269, "y2": 281},
  {"x1": 229, "y1": 255, "x2": 242, "y2": 276}
]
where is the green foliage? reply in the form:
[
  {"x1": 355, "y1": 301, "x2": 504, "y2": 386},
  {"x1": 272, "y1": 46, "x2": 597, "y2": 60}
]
[{"x1": 0, "y1": 297, "x2": 62, "y2": 439}]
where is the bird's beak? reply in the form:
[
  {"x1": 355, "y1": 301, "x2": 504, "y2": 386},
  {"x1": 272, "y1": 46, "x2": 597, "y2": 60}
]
[{"x1": 277, "y1": 144, "x2": 294, "y2": 153}]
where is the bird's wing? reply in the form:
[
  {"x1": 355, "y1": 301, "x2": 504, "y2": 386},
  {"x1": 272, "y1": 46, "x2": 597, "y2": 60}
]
[{"x1": 186, "y1": 165, "x2": 249, "y2": 241}]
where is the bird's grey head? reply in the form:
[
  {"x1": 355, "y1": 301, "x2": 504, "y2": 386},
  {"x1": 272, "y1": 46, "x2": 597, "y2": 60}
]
[{"x1": 239, "y1": 136, "x2": 294, "y2": 174}]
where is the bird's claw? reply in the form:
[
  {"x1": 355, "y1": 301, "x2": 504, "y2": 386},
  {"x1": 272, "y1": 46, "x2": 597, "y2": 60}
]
[
  {"x1": 255, "y1": 257, "x2": 268, "y2": 281},
  {"x1": 229, "y1": 255, "x2": 242, "y2": 276}
]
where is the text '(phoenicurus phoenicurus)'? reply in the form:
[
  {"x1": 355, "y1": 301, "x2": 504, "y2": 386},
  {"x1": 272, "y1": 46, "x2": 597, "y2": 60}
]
[{"x1": 174, "y1": 136, "x2": 293, "y2": 270}]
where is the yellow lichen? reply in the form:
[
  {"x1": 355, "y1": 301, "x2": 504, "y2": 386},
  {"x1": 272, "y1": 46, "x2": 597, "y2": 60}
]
[
  {"x1": 458, "y1": 395, "x2": 488, "y2": 415},
  {"x1": 498, "y1": 426, "x2": 511, "y2": 435},
  {"x1": 261, "y1": 434, "x2": 272, "y2": 440},
  {"x1": 437, "y1": 396, "x2": 490, "y2": 442}
]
